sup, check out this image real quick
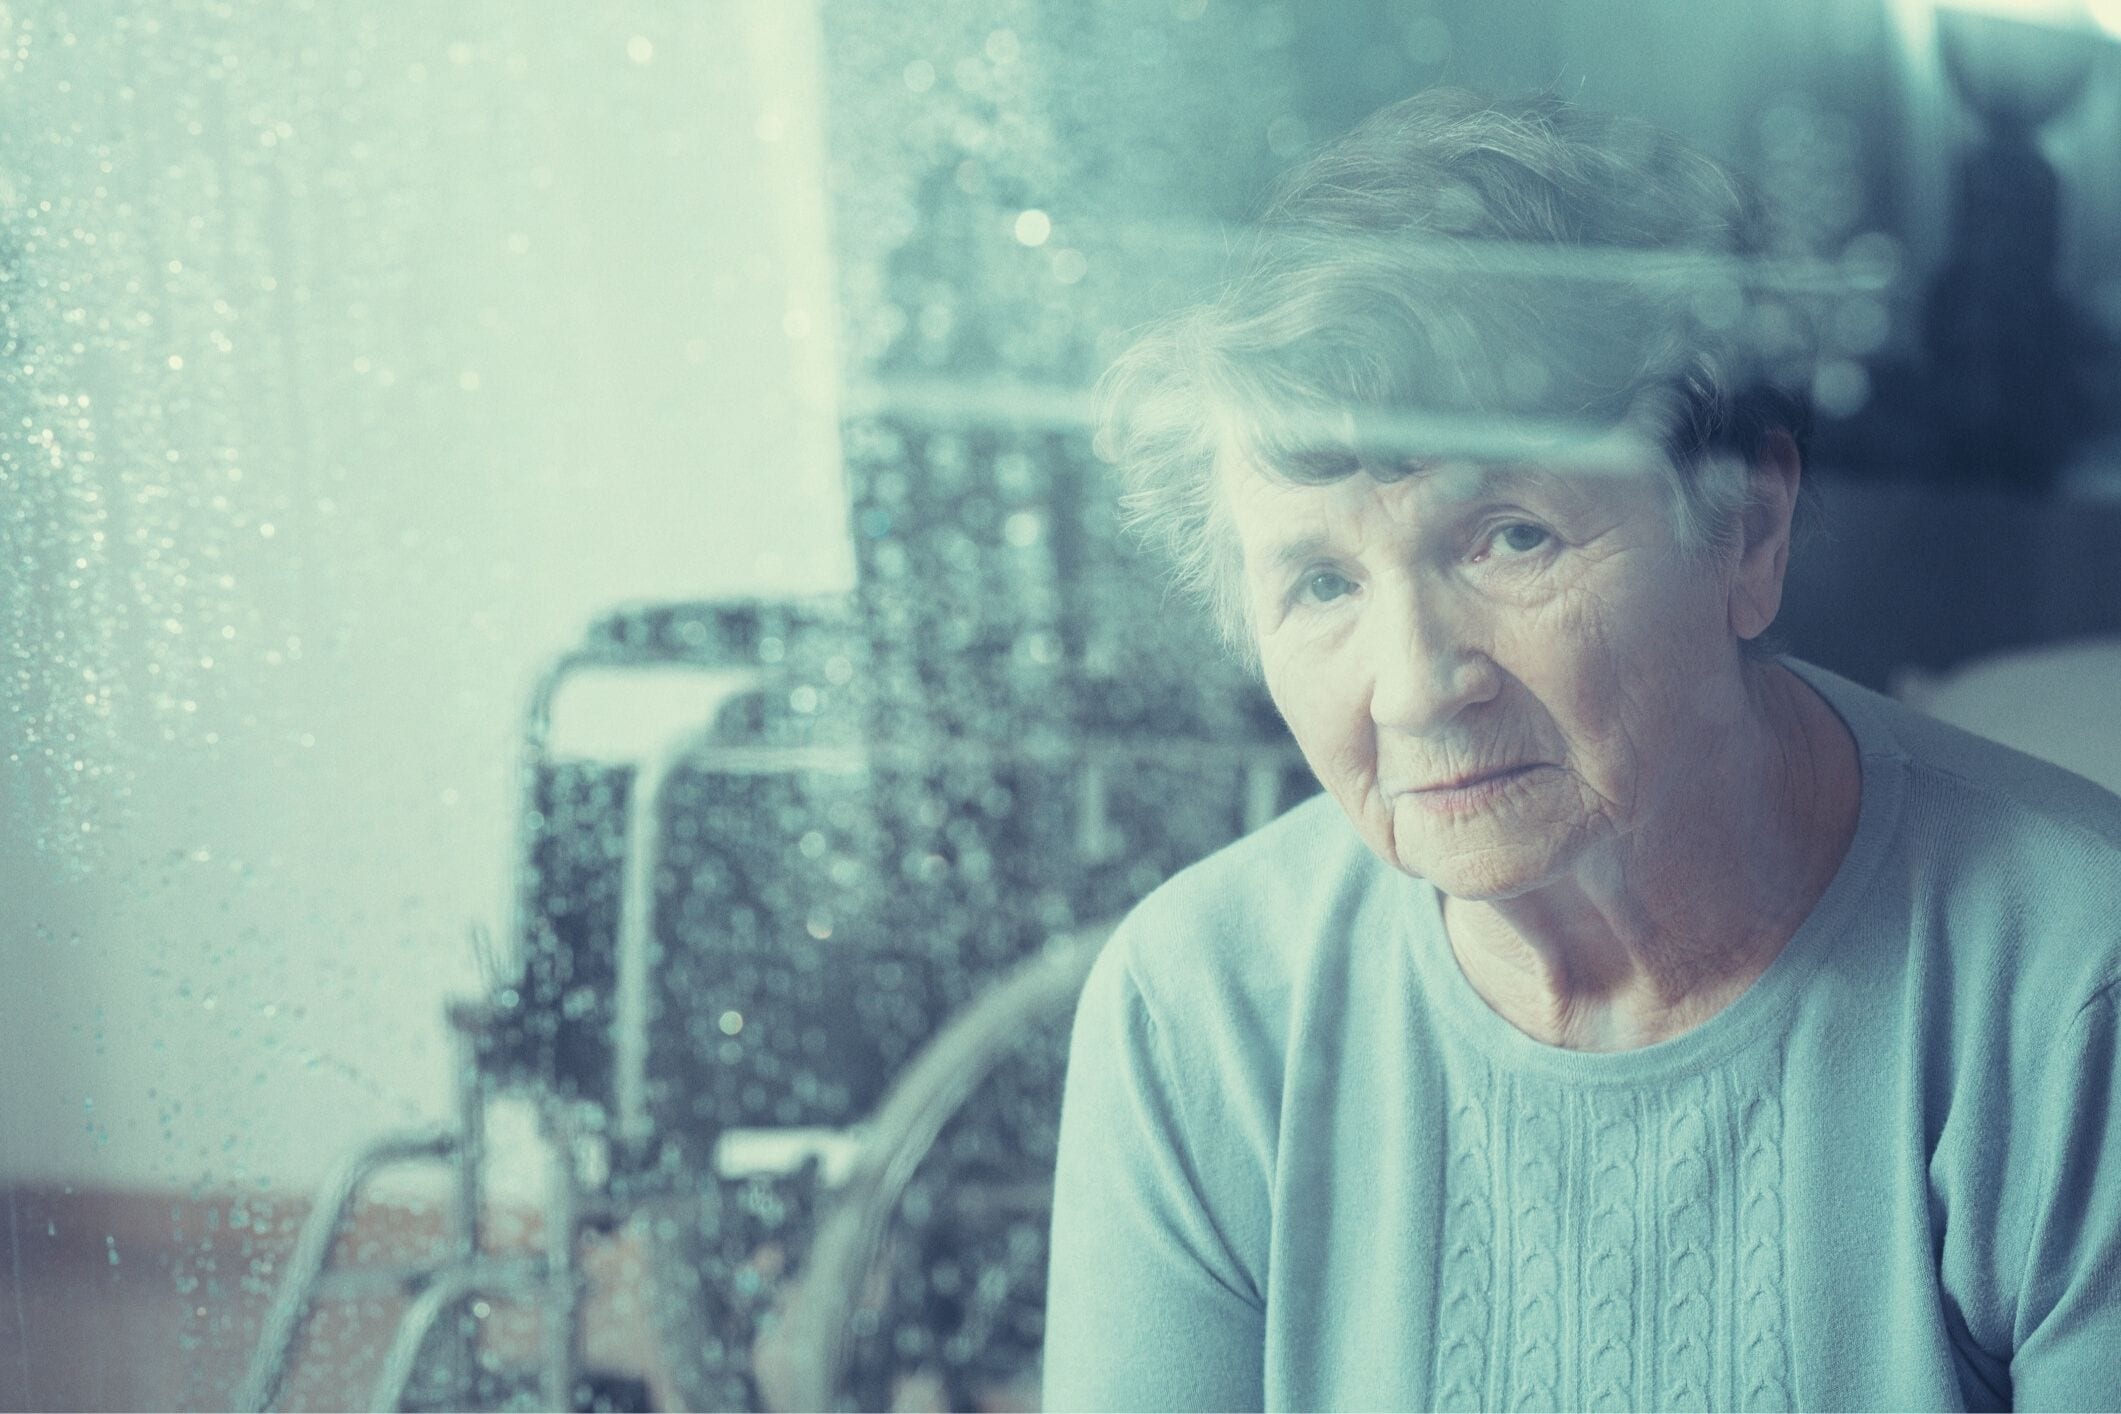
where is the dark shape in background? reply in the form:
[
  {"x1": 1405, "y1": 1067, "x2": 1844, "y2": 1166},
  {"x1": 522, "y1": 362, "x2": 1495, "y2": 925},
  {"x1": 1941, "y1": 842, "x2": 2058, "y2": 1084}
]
[{"x1": 1826, "y1": 6, "x2": 2118, "y2": 494}]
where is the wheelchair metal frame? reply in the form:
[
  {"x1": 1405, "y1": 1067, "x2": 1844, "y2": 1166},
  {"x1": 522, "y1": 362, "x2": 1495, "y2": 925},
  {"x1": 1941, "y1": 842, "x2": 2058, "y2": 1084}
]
[{"x1": 237, "y1": 598, "x2": 1298, "y2": 1412}]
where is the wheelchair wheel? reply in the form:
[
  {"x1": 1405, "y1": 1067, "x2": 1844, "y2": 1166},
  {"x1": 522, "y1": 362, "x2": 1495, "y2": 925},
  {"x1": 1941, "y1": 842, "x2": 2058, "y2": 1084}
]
[{"x1": 641, "y1": 931, "x2": 1104, "y2": 1412}]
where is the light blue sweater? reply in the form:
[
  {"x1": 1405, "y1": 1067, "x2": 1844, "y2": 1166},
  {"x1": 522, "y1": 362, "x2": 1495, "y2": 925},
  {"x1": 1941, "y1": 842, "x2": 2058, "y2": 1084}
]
[{"x1": 1044, "y1": 661, "x2": 2121, "y2": 1411}]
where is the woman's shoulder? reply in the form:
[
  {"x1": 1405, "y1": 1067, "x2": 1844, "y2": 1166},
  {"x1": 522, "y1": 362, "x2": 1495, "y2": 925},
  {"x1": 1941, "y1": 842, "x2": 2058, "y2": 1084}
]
[
  {"x1": 1794, "y1": 656, "x2": 2121, "y2": 860},
  {"x1": 1094, "y1": 790, "x2": 1396, "y2": 1027},
  {"x1": 1796, "y1": 659, "x2": 2121, "y2": 1005}
]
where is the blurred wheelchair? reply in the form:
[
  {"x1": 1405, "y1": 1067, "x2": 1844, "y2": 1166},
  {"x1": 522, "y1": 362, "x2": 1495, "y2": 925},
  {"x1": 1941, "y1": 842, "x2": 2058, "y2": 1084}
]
[{"x1": 238, "y1": 595, "x2": 1306, "y2": 1411}]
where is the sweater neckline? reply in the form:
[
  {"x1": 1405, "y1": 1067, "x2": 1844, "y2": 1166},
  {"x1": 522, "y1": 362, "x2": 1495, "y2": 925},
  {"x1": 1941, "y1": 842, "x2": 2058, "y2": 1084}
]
[{"x1": 1401, "y1": 658, "x2": 1910, "y2": 1084}]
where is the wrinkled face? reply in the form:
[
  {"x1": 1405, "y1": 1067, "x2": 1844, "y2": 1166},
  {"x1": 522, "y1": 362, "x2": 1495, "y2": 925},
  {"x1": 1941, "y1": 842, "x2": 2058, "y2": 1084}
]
[{"x1": 1228, "y1": 454, "x2": 1755, "y2": 900}]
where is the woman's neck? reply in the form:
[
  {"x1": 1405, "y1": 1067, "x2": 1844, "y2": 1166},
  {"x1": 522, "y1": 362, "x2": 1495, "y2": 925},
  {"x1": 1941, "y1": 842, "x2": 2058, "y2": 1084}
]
[{"x1": 1442, "y1": 662, "x2": 1862, "y2": 1052}]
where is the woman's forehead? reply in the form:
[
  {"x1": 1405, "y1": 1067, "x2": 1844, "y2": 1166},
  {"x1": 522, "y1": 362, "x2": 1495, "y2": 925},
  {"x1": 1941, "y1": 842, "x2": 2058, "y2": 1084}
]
[
  {"x1": 1217, "y1": 449, "x2": 1648, "y2": 519},
  {"x1": 1218, "y1": 458, "x2": 1494, "y2": 556}
]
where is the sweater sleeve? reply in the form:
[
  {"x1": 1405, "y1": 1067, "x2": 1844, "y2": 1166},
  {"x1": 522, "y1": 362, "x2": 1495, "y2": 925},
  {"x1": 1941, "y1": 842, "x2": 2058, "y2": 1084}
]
[
  {"x1": 2010, "y1": 983, "x2": 2121, "y2": 1411},
  {"x1": 1041, "y1": 934, "x2": 1266, "y2": 1412}
]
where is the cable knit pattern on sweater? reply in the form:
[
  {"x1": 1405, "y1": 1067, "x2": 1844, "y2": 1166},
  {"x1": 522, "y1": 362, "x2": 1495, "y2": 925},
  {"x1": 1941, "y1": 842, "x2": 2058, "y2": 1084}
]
[
  {"x1": 1434, "y1": 1090, "x2": 1494, "y2": 1410},
  {"x1": 1419, "y1": 1074, "x2": 1795, "y2": 1410},
  {"x1": 1582, "y1": 1092, "x2": 1640, "y2": 1411},
  {"x1": 1507, "y1": 1083, "x2": 1568, "y2": 1410},
  {"x1": 1737, "y1": 1079, "x2": 1794, "y2": 1410}
]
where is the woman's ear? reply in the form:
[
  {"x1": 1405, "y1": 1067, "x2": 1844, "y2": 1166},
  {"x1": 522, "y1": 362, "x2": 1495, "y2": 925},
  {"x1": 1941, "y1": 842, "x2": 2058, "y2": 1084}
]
[{"x1": 1728, "y1": 429, "x2": 1802, "y2": 643}]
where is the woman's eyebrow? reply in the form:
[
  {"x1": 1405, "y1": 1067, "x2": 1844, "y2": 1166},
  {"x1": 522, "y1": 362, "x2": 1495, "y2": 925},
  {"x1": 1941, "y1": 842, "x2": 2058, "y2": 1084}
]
[
  {"x1": 1281, "y1": 447, "x2": 1367, "y2": 481},
  {"x1": 1461, "y1": 461, "x2": 1606, "y2": 514},
  {"x1": 1259, "y1": 531, "x2": 1340, "y2": 577},
  {"x1": 1466, "y1": 461, "x2": 1564, "y2": 498},
  {"x1": 1248, "y1": 462, "x2": 1583, "y2": 576}
]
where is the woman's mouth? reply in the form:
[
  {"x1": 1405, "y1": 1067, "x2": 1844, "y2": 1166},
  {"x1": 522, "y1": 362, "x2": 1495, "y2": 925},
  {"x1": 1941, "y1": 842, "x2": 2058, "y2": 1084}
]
[{"x1": 1404, "y1": 763, "x2": 1544, "y2": 810}]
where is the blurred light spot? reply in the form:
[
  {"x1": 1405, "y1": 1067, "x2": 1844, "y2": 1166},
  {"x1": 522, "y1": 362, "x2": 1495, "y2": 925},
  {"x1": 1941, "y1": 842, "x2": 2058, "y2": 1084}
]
[
  {"x1": 1833, "y1": 298, "x2": 1891, "y2": 357},
  {"x1": 1265, "y1": 113, "x2": 1309, "y2": 158},
  {"x1": 458, "y1": 369, "x2": 480, "y2": 391},
  {"x1": 1812, "y1": 359, "x2": 1871, "y2": 418},
  {"x1": 1004, "y1": 511, "x2": 1043, "y2": 547},
  {"x1": 903, "y1": 59, "x2": 936, "y2": 92},
  {"x1": 718, "y1": 1010, "x2": 744, "y2": 1036},
  {"x1": 625, "y1": 35, "x2": 653, "y2": 65},
  {"x1": 1013, "y1": 209, "x2": 1051, "y2": 247},
  {"x1": 166, "y1": 354, "x2": 183, "y2": 370},
  {"x1": 1841, "y1": 230, "x2": 1904, "y2": 287},
  {"x1": 984, "y1": 28, "x2": 1021, "y2": 64},
  {"x1": 1051, "y1": 248, "x2": 1088, "y2": 285}
]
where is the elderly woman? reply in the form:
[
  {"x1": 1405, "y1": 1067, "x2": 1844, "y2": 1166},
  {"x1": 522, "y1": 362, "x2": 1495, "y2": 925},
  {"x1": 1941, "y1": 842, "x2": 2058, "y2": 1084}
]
[{"x1": 1043, "y1": 91, "x2": 2121, "y2": 1411}]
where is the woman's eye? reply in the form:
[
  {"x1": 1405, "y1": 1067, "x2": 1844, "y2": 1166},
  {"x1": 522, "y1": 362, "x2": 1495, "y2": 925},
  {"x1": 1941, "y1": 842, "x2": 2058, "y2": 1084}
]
[
  {"x1": 1298, "y1": 570, "x2": 1356, "y2": 604},
  {"x1": 1490, "y1": 522, "x2": 1551, "y2": 556}
]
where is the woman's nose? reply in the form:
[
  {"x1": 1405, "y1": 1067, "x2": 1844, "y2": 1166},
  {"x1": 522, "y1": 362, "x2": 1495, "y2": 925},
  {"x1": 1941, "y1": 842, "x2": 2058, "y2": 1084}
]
[{"x1": 1366, "y1": 586, "x2": 1499, "y2": 735}]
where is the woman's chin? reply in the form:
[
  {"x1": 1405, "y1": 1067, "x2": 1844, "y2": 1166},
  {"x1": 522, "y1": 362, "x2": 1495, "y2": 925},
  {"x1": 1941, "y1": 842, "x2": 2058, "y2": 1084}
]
[
  {"x1": 1386, "y1": 843, "x2": 1564, "y2": 903},
  {"x1": 1380, "y1": 804, "x2": 1575, "y2": 901}
]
